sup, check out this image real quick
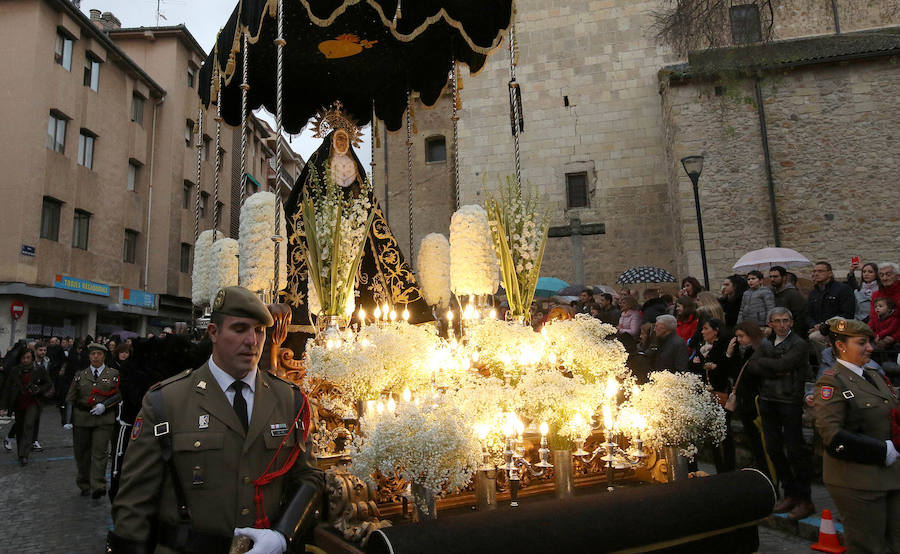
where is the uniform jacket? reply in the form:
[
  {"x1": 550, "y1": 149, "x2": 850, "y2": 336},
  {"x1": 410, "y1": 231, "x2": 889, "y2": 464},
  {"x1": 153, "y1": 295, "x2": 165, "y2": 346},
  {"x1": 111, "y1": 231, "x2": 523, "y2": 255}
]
[
  {"x1": 806, "y1": 279, "x2": 856, "y2": 329},
  {"x1": 66, "y1": 365, "x2": 121, "y2": 427},
  {"x1": 111, "y1": 363, "x2": 324, "y2": 550},
  {"x1": 814, "y1": 363, "x2": 900, "y2": 491},
  {"x1": 738, "y1": 287, "x2": 775, "y2": 326},
  {"x1": 773, "y1": 283, "x2": 808, "y2": 336},
  {"x1": 0, "y1": 364, "x2": 52, "y2": 411},
  {"x1": 747, "y1": 332, "x2": 811, "y2": 403}
]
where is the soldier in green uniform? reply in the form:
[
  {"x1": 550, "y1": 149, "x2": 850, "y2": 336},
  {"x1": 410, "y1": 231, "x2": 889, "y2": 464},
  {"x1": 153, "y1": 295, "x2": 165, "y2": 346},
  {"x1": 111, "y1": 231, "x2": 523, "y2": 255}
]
[
  {"x1": 108, "y1": 286, "x2": 324, "y2": 554},
  {"x1": 814, "y1": 317, "x2": 900, "y2": 553},
  {"x1": 64, "y1": 342, "x2": 121, "y2": 498}
]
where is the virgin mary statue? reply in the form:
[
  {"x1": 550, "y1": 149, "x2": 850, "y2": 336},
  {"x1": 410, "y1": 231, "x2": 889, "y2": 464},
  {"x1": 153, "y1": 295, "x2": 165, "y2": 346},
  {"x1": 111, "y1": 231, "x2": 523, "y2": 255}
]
[{"x1": 282, "y1": 102, "x2": 432, "y2": 347}]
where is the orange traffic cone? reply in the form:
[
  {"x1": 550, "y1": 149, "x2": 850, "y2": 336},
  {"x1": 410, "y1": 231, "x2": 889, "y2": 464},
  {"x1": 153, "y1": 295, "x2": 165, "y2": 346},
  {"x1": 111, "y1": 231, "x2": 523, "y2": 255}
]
[{"x1": 810, "y1": 509, "x2": 846, "y2": 553}]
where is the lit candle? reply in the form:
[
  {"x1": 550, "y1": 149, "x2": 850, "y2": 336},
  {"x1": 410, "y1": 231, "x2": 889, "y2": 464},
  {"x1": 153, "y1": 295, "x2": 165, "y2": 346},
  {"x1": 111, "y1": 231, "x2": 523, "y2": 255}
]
[
  {"x1": 606, "y1": 377, "x2": 618, "y2": 399},
  {"x1": 358, "y1": 307, "x2": 366, "y2": 326},
  {"x1": 489, "y1": 308, "x2": 497, "y2": 319},
  {"x1": 446, "y1": 310, "x2": 454, "y2": 322},
  {"x1": 376, "y1": 401, "x2": 385, "y2": 414},
  {"x1": 373, "y1": 305, "x2": 382, "y2": 320},
  {"x1": 539, "y1": 421, "x2": 549, "y2": 439},
  {"x1": 402, "y1": 307, "x2": 410, "y2": 322},
  {"x1": 387, "y1": 396, "x2": 396, "y2": 413},
  {"x1": 602, "y1": 405, "x2": 613, "y2": 432},
  {"x1": 383, "y1": 304, "x2": 390, "y2": 321},
  {"x1": 389, "y1": 310, "x2": 397, "y2": 322},
  {"x1": 402, "y1": 387, "x2": 412, "y2": 403}
]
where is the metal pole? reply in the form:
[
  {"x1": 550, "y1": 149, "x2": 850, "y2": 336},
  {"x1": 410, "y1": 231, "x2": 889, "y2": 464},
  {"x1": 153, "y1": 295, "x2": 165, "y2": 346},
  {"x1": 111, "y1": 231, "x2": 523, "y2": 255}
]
[
  {"x1": 690, "y1": 176, "x2": 710, "y2": 291},
  {"x1": 754, "y1": 78, "x2": 781, "y2": 247}
]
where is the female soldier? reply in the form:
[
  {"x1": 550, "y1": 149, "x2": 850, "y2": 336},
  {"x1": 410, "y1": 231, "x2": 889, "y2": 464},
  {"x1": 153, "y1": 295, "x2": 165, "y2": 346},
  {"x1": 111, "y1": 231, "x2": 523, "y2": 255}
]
[{"x1": 814, "y1": 317, "x2": 900, "y2": 552}]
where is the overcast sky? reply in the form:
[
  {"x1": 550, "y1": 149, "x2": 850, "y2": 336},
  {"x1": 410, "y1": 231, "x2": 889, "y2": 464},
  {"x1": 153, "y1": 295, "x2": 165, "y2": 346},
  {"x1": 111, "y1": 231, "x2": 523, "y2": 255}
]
[{"x1": 80, "y1": 0, "x2": 372, "y2": 168}]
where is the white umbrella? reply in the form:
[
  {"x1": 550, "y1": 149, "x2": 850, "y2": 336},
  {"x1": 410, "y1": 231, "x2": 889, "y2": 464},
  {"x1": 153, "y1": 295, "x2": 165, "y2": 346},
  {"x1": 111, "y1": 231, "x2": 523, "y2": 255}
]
[{"x1": 732, "y1": 247, "x2": 810, "y2": 273}]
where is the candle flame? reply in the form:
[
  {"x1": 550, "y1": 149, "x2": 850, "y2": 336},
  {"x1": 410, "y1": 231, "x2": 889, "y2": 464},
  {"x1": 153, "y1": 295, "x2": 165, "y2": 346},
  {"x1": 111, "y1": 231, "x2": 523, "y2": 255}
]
[
  {"x1": 606, "y1": 377, "x2": 618, "y2": 398},
  {"x1": 387, "y1": 396, "x2": 396, "y2": 413},
  {"x1": 376, "y1": 401, "x2": 385, "y2": 414},
  {"x1": 373, "y1": 306, "x2": 382, "y2": 319},
  {"x1": 603, "y1": 405, "x2": 613, "y2": 430},
  {"x1": 402, "y1": 308, "x2": 410, "y2": 321},
  {"x1": 539, "y1": 421, "x2": 549, "y2": 436},
  {"x1": 402, "y1": 387, "x2": 411, "y2": 402}
]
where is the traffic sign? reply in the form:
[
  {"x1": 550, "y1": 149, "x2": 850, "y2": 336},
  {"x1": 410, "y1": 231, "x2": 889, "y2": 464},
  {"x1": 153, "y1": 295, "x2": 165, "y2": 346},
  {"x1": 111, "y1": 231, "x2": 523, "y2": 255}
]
[{"x1": 10, "y1": 300, "x2": 25, "y2": 320}]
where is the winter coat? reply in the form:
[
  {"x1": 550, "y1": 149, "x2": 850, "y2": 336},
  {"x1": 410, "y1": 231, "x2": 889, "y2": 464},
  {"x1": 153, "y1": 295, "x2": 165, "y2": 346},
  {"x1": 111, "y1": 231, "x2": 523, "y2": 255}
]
[
  {"x1": 738, "y1": 287, "x2": 775, "y2": 326},
  {"x1": 690, "y1": 337, "x2": 730, "y2": 392},
  {"x1": 676, "y1": 315, "x2": 698, "y2": 344},
  {"x1": 772, "y1": 283, "x2": 808, "y2": 336},
  {"x1": 747, "y1": 332, "x2": 811, "y2": 404},
  {"x1": 870, "y1": 281, "x2": 900, "y2": 324},
  {"x1": 652, "y1": 332, "x2": 689, "y2": 372},
  {"x1": 806, "y1": 279, "x2": 856, "y2": 330},
  {"x1": 618, "y1": 309, "x2": 642, "y2": 338},
  {"x1": 869, "y1": 311, "x2": 900, "y2": 342},
  {"x1": 0, "y1": 364, "x2": 52, "y2": 411}
]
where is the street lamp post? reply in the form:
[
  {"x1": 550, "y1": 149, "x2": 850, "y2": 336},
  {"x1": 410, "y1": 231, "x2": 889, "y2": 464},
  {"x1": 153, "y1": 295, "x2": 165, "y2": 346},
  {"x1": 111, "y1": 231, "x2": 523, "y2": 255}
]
[{"x1": 681, "y1": 156, "x2": 709, "y2": 291}]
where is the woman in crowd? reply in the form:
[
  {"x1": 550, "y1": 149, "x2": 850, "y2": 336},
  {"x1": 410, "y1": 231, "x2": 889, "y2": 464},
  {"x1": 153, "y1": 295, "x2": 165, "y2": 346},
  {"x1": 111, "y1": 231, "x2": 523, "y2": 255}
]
[
  {"x1": 680, "y1": 276, "x2": 704, "y2": 299},
  {"x1": 108, "y1": 343, "x2": 131, "y2": 371},
  {"x1": 617, "y1": 295, "x2": 642, "y2": 339},
  {"x1": 675, "y1": 296, "x2": 699, "y2": 344},
  {"x1": 726, "y1": 321, "x2": 770, "y2": 480},
  {"x1": 871, "y1": 262, "x2": 900, "y2": 323},
  {"x1": 814, "y1": 318, "x2": 900, "y2": 553},
  {"x1": 719, "y1": 275, "x2": 748, "y2": 329},
  {"x1": 847, "y1": 262, "x2": 880, "y2": 322},
  {"x1": 690, "y1": 318, "x2": 734, "y2": 472},
  {"x1": 738, "y1": 270, "x2": 775, "y2": 327},
  {"x1": 0, "y1": 348, "x2": 52, "y2": 465}
]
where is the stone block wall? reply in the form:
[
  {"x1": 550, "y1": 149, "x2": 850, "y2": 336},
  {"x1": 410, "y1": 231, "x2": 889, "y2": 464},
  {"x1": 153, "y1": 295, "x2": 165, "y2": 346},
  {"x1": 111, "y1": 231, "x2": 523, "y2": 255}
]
[{"x1": 661, "y1": 55, "x2": 900, "y2": 284}]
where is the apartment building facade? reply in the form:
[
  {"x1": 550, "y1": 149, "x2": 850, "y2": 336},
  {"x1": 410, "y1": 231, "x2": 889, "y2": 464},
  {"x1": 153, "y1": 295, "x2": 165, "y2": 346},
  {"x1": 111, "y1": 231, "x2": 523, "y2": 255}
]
[{"x1": 0, "y1": 0, "x2": 301, "y2": 345}]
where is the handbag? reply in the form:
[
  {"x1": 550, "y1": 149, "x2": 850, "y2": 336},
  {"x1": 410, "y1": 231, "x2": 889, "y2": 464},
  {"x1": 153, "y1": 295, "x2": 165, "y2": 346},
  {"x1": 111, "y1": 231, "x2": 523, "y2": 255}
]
[{"x1": 724, "y1": 361, "x2": 750, "y2": 412}]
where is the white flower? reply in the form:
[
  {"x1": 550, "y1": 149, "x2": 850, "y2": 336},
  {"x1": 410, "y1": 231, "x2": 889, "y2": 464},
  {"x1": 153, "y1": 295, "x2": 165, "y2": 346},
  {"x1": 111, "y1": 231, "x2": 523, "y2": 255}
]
[
  {"x1": 450, "y1": 205, "x2": 499, "y2": 296},
  {"x1": 191, "y1": 229, "x2": 216, "y2": 306},
  {"x1": 416, "y1": 233, "x2": 451, "y2": 309},
  {"x1": 207, "y1": 238, "x2": 239, "y2": 298},
  {"x1": 238, "y1": 192, "x2": 287, "y2": 292}
]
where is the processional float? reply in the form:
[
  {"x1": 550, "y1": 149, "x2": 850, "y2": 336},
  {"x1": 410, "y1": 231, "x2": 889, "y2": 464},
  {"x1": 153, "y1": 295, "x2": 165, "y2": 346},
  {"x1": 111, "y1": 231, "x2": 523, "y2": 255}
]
[{"x1": 192, "y1": 1, "x2": 774, "y2": 552}]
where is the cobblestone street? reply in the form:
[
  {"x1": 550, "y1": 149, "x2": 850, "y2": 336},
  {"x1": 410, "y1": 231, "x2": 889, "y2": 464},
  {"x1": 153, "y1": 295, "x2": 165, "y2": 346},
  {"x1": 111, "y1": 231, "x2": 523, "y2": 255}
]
[{"x1": 0, "y1": 413, "x2": 820, "y2": 553}]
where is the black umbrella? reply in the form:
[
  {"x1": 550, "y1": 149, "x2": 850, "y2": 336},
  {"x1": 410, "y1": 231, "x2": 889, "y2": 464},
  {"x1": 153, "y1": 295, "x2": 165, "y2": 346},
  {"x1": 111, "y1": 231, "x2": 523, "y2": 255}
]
[
  {"x1": 197, "y1": 0, "x2": 514, "y2": 132},
  {"x1": 616, "y1": 267, "x2": 677, "y2": 285},
  {"x1": 556, "y1": 284, "x2": 601, "y2": 296}
]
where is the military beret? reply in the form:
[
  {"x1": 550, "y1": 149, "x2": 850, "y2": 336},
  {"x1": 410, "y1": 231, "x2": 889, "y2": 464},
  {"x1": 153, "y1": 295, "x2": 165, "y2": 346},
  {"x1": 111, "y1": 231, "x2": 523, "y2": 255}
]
[
  {"x1": 211, "y1": 286, "x2": 274, "y2": 327},
  {"x1": 87, "y1": 342, "x2": 108, "y2": 352},
  {"x1": 826, "y1": 317, "x2": 874, "y2": 339}
]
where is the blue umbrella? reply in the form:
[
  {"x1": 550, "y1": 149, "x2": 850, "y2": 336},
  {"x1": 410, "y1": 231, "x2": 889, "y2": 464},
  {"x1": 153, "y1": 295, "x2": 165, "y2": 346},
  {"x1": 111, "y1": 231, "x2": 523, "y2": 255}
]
[{"x1": 534, "y1": 277, "x2": 570, "y2": 298}]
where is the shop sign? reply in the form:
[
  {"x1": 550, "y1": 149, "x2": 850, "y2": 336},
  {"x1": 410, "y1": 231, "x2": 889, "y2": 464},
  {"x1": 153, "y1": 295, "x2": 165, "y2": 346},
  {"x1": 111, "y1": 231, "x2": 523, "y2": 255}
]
[
  {"x1": 54, "y1": 274, "x2": 109, "y2": 297},
  {"x1": 21, "y1": 245, "x2": 35, "y2": 257},
  {"x1": 122, "y1": 288, "x2": 157, "y2": 309},
  {"x1": 10, "y1": 300, "x2": 24, "y2": 320}
]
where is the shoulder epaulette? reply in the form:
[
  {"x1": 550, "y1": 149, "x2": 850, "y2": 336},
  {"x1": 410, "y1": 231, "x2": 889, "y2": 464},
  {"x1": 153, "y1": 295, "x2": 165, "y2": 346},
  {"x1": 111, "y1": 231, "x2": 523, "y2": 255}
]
[
  {"x1": 148, "y1": 369, "x2": 193, "y2": 391},
  {"x1": 823, "y1": 369, "x2": 837, "y2": 376},
  {"x1": 262, "y1": 370, "x2": 301, "y2": 390}
]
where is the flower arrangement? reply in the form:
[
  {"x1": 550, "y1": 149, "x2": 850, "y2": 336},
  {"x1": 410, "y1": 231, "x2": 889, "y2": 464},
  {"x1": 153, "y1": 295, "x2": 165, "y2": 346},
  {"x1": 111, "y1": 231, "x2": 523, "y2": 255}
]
[
  {"x1": 486, "y1": 179, "x2": 549, "y2": 319},
  {"x1": 350, "y1": 402, "x2": 482, "y2": 515},
  {"x1": 464, "y1": 318, "x2": 547, "y2": 383},
  {"x1": 449, "y1": 205, "x2": 499, "y2": 297},
  {"x1": 207, "y1": 238, "x2": 239, "y2": 298},
  {"x1": 541, "y1": 315, "x2": 630, "y2": 383},
  {"x1": 239, "y1": 192, "x2": 287, "y2": 293},
  {"x1": 300, "y1": 166, "x2": 375, "y2": 317},
  {"x1": 618, "y1": 371, "x2": 726, "y2": 459},
  {"x1": 304, "y1": 321, "x2": 445, "y2": 401},
  {"x1": 416, "y1": 233, "x2": 452, "y2": 309},
  {"x1": 516, "y1": 368, "x2": 607, "y2": 449},
  {"x1": 191, "y1": 229, "x2": 216, "y2": 307}
]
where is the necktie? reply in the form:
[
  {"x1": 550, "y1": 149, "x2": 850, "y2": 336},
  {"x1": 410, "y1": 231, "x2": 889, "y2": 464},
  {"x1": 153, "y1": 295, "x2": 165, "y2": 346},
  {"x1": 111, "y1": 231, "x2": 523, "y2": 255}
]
[
  {"x1": 93, "y1": 369, "x2": 99, "y2": 380},
  {"x1": 862, "y1": 371, "x2": 878, "y2": 389},
  {"x1": 231, "y1": 381, "x2": 249, "y2": 432}
]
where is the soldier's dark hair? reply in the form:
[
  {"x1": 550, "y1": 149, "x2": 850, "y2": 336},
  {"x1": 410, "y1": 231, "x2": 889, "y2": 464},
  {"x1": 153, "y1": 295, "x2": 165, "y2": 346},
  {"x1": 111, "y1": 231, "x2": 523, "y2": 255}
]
[{"x1": 210, "y1": 311, "x2": 226, "y2": 328}]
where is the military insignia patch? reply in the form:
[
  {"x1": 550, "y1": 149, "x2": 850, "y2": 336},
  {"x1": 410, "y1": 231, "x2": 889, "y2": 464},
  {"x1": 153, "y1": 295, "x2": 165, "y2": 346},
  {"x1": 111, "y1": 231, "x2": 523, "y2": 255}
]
[
  {"x1": 199, "y1": 414, "x2": 209, "y2": 429},
  {"x1": 131, "y1": 417, "x2": 143, "y2": 440},
  {"x1": 843, "y1": 390, "x2": 855, "y2": 399},
  {"x1": 270, "y1": 423, "x2": 289, "y2": 437},
  {"x1": 213, "y1": 288, "x2": 226, "y2": 310}
]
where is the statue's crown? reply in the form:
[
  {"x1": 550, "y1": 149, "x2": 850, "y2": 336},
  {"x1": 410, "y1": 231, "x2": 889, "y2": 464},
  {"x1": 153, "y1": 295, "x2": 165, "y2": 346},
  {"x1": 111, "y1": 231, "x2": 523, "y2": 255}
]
[{"x1": 311, "y1": 101, "x2": 362, "y2": 147}]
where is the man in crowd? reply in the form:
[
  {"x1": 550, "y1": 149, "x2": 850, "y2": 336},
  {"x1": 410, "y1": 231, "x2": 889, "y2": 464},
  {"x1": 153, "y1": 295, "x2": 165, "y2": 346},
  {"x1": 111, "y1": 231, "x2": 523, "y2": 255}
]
[
  {"x1": 108, "y1": 287, "x2": 323, "y2": 554},
  {"x1": 574, "y1": 289, "x2": 594, "y2": 315},
  {"x1": 770, "y1": 266, "x2": 807, "y2": 337},
  {"x1": 806, "y1": 262, "x2": 855, "y2": 354},
  {"x1": 651, "y1": 314, "x2": 688, "y2": 371},
  {"x1": 642, "y1": 288, "x2": 669, "y2": 324},
  {"x1": 747, "y1": 307, "x2": 814, "y2": 520},
  {"x1": 595, "y1": 293, "x2": 621, "y2": 326}
]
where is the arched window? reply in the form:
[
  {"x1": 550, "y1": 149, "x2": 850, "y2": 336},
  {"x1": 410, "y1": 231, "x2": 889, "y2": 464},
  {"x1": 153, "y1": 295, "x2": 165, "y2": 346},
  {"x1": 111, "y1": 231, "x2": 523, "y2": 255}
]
[{"x1": 425, "y1": 135, "x2": 447, "y2": 163}]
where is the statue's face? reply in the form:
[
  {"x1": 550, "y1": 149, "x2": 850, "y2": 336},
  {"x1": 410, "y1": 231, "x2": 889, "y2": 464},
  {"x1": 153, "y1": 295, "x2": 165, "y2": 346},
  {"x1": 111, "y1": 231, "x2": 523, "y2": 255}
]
[{"x1": 333, "y1": 130, "x2": 350, "y2": 155}]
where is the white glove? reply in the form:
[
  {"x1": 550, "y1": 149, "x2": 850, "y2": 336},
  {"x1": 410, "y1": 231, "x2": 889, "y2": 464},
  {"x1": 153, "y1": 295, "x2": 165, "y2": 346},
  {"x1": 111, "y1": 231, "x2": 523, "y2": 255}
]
[
  {"x1": 886, "y1": 441, "x2": 898, "y2": 466},
  {"x1": 90, "y1": 403, "x2": 106, "y2": 416},
  {"x1": 234, "y1": 528, "x2": 287, "y2": 554},
  {"x1": 63, "y1": 424, "x2": 73, "y2": 430}
]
